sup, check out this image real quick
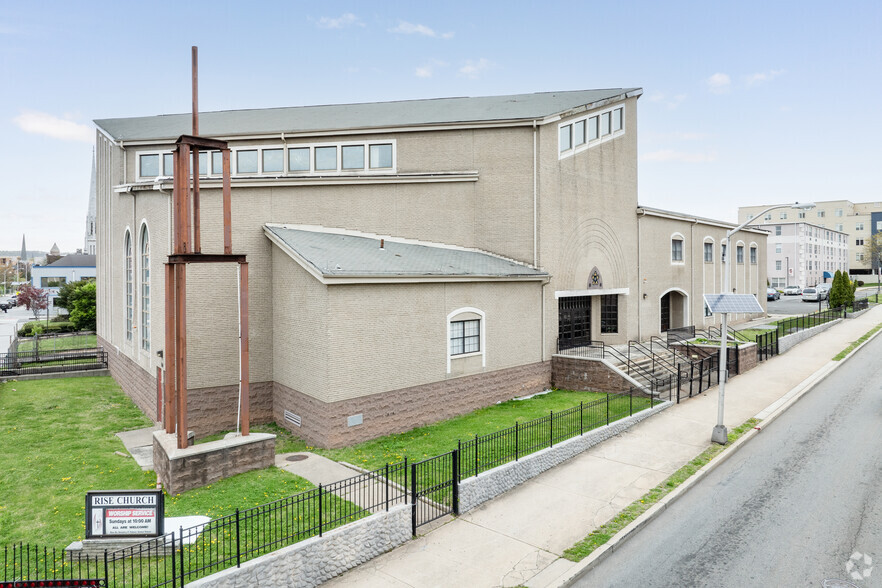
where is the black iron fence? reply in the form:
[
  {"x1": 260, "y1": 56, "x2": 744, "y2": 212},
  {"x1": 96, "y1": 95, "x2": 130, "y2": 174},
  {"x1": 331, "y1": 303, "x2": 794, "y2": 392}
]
[
  {"x1": 2, "y1": 543, "x2": 105, "y2": 587},
  {"x1": 0, "y1": 348, "x2": 107, "y2": 377},
  {"x1": 772, "y1": 306, "x2": 845, "y2": 338},
  {"x1": 676, "y1": 354, "x2": 719, "y2": 400},
  {"x1": 852, "y1": 298, "x2": 869, "y2": 312},
  {"x1": 756, "y1": 330, "x2": 779, "y2": 361}
]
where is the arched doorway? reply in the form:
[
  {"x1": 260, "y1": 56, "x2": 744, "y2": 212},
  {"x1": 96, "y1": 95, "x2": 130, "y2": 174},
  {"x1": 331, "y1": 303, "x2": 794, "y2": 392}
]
[{"x1": 660, "y1": 290, "x2": 687, "y2": 332}]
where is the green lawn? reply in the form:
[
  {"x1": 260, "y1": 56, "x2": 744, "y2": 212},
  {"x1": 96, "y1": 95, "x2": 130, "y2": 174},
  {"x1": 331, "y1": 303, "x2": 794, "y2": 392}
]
[
  {"x1": 16, "y1": 334, "x2": 97, "y2": 353},
  {"x1": 0, "y1": 377, "x2": 318, "y2": 549}
]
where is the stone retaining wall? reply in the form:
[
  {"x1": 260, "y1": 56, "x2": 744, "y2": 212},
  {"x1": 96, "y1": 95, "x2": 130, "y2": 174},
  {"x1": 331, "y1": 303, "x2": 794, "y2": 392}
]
[
  {"x1": 778, "y1": 318, "x2": 842, "y2": 354},
  {"x1": 551, "y1": 355, "x2": 635, "y2": 393},
  {"x1": 187, "y1": 505, "x2": 411, "y2": 588},
  {"x1": 458, "y1": 400, "x2": 672, "y2": 513},
  {"x1": 154, "y1": 431, "x2": 276, "y2": 495}
]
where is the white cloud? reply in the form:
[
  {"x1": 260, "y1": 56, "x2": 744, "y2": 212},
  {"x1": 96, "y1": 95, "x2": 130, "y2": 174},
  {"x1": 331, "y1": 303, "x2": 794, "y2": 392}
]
[
  {"x1": 316, "y1": 13, "x2": 363, "y2": 29},
  {"x1": 706, "y1": 73, "x2": 731, "y2": 94},
  {"x1": 745, "y1": 69, "x2": 785, "y2": 86},
  {"x1": 415, "y1": 59, "x2": 448, "y2": 78},
  {"x1": 459, "y1": 58, "x2": 491, "y2": 79},
  {"x1": 641, "y1": 150, "x2": 717, "y2": 163},
  {"x1": 14, "y1": 111, "x2": 93, "y2": 142},
  {"x1": 647, "y1": 92, "x2": 687, "y2": 109},
  {"x1": 390, "y1": 21, "x2": 454, "y2": 39}
]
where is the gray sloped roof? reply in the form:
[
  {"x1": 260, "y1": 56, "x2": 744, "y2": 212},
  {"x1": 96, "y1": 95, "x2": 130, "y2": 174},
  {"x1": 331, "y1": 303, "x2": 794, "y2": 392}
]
[
  {"x1": 264, "y1": 224, "x2": 548, "y2": 282},
  {"x1": 46, "y1": 254, "x2": 96, "y2": 267},
  {"x1": 95, "y1": 88, "x2": 641, "y2": 142}
]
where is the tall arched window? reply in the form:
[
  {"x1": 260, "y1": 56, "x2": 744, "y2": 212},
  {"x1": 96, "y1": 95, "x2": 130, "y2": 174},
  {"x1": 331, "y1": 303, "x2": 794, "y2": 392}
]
[
  {"x1": 140, "y1": 225, "x2": 150, "y2": 351},
  {"x1": 125, "y1": 230, "x2": 133, "y2": 341}
]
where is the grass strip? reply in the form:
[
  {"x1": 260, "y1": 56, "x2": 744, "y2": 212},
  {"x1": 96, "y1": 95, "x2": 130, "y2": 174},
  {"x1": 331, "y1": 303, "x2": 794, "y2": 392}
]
[
  {"x1": 562, "y1": 417, "x2": 759, "y2": 562},
  {"x1": 833, "y1": 323, "x2": 882, "y2": 361}
]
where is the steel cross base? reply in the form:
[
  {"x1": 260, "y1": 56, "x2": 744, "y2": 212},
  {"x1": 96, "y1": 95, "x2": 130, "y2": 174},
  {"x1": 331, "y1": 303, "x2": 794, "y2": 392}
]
[{"x1": 711, "y1": 424, "x2": 729, "y2": 445}]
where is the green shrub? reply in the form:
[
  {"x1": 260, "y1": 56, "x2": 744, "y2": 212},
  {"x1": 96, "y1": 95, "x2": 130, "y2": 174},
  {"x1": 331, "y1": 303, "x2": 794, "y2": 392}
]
[
  {"x1": 857, "y1": 280, "x2": 865, "y2": 287},
  {"x1": 17, "y1": 321, "x2": 77, "y2": 337}
]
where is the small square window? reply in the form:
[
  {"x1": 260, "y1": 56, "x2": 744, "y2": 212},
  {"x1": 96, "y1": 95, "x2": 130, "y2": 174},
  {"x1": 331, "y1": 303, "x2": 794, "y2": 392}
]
[
  {"x1": 289, "y1": 147, "x2": 310, "y2": 172},
  {"x1": 140, "y1": 154, "x2": 159, "y2": 177},
  {"x1": 315, "y1": 146, "x2": 337, "y2": 171},
  {"x1": 342, "y1": 145, "x2": 365, "y2": 170},
  {"x1": 163, "y1": 153, "x2": 174, "y2": 176},
  {"x1": 369, "y1": 144, "x2": 393, "y2": 169},
  {"x1": 798, "y1": 212, "x2": 806, "y2": 219},
  {"x1": 559, "y1": 125, "x2": 572, "y2": 152},
  {"x1": 237, "y1": 150, "x2": 258, "y2": 174},
  {"x1": 450, "y1": 319, "x2": 480, "y2": 355},
  {"x1": 574, "y1": 120, "x2": 586, "y2": 146},
  {"x1": 212, "y1": 151, "x2": 224, "y2": 174},
  {"x1": 262, "y1": 149, "x2": 284, "y2": 173}
]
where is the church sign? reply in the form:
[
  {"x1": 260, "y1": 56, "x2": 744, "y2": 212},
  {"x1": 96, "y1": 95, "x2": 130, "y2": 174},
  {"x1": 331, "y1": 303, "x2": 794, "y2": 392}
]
[{"x1": 85, "y1": 490, "x2": 164, "y2": 538}]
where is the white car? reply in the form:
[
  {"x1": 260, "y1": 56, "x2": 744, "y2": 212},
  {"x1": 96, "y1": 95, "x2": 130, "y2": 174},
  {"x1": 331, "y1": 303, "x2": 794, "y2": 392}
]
[
  {"x1": 802, "y1": 287, "x2": 822, "y2": 302},
  {"x1": 783, "y1": 285, "x2": 802, "y2": 296}
]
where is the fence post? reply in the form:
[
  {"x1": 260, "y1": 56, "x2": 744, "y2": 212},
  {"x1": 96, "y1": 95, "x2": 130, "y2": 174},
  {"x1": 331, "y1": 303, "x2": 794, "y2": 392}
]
[
  {"x1": 474, "y1": 434, "x2": 479, "y2": 476},
  {"x1": 515, "y1": 422, "x2": 519, "y2": 461},
  {"x1": 629, "y1": 389, "x2": 633, "y2": 416},
  {"x1": 103, "y1": 548, "x2": 109, "y2": 587},
  {"x1": 452, "y1": 450, "x2": 459, "y2": 515},
  {"x1": 179, "y1": 526, "x2": 185, "y2": 584},
  {"x1": 580, "y1": 401, "x2": 583, "y2": 435},
  {"x1": 318, "y1": 484, "x2": 323, "y2": 537},
  {"x1": 385, "y1": 463, "x2": 390, "y2": 511},
  {"x1": 235, "y1": 508, "x2": 241, "y2": 567},
  {"x1": 410, "y1": 462, "x2": 417, "y2": 537},
  {"x1": 170, "y1": 532, "x2": 177, "y2": 588},
  {"x1": 549, "y1": 410, "x2": 554, "y2": 447}
]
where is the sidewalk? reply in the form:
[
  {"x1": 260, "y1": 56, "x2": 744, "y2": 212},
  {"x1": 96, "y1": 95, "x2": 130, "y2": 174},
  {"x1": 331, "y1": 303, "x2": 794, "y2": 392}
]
[{"x1": 319, "y1": 305, "x2": 882, "y2": 588}]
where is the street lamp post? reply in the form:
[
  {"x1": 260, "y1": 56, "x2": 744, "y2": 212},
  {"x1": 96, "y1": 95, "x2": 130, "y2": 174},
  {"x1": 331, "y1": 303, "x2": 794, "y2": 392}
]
[{"x1": 711, "y1": 201, "x2": 816, "y2": 445}]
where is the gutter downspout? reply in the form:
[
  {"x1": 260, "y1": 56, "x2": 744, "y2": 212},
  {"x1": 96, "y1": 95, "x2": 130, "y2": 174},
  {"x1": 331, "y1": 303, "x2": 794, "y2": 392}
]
[
  {"x1": 691, "y1": 218, "x2": 698, "y2": 326},
  {"x1": 533, "y1": 120, "x2": 538, "y2": 267},
  {"x1": 637, "y1": 208, "x2": 643, "y2": 341}
]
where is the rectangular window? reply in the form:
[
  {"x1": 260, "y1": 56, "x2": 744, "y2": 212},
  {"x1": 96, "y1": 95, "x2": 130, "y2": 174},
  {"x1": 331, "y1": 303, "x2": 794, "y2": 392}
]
[
  {"x1": 775, "y1": 226, "x2": 782, "y2": 236},
  {"x1": 776, "y1": 260, "x2": 782, "y2": 270},
  {"x1": 40, "y1": 277, "x2": 66, "y2": 287},
  {"x1": 857, "y1": 252, "x2": 864, "y2": 261},
  {"x1": 612, "y1": 108, "x2": 623, "y2": 132},
  {"x1": 342, "y1": 145, "x2": 365, "y2": 170},
  {"x1": 601, "y1": 112, "x2": 611, "y2": 136},
  {"x1": 237, "y1": 150, "x2": 258, "y2": 174},
  {"x1": 139, "y1": 154, "x2": 159, "y2": 177},
  {"x1": 750, "y1": 246, "x2": 757, "y2": 264},
  {"x1": 671, "y1": 239, "x2": 683, "y2": 262},
  {"x1": 721, "y1": 244, "x2": 727, "y2": 262},
  {"x1": 798, "y1": 212, "x2": 806, "y2": 219},
  {"x1": 573, "y1": 120, "x2": 586, "y2": 146},
  {"x1": 704, "y1": 242, "x2": 713, "y2": 263},
  {"x1": 775, "y1": 243, "x2": 782, "y2": 253},
  {"x1": 289, "y1": 147, "x2": 310, "y2": 172},
  {"x1": 836, "y1": 224, "x2": 843, "y2": 232},
  {"x1": 559, "y1": 124, "x2": 572, "y2": 152},
  {"x1": 450, "y1": 319, "x2": 480, "y2": 355},
  {"x1": 600, "y1": 295, "x2": 618, "y2": 334},
  {"x1": 262, "y1": 148, "x2": 284, "y2": 173},
  {"x1": 835, "y1": 208, "x2": 843, "y2": 217},
  {"x1": 856, "y1": 222, "x2": 864, "y2": 231},
  {"x1": 764, "y1": 214, "x2": 772, "y2": 220},
  {"x1": 163, "y1": 153, "x2": 174, "y2": 176},
  {"x1": 856, "y1": 239, "x2": 864, "y2": 246},
  {"x1": 212, "y1": 151, "x2": 223, "y2": 174},
  {"x1": 588, "y1": 116, "x2": 598, "y2": 141},
  {"x1": 315, "y1": 146, "x2": 337, "y2": 171},
  {"x1": 369, "y1": 144, "x2": 393, "y2": 169},
  {"x1": 818, "y1": 211, "x2": 826, "y2": 218},
  {"x1": 198, "y1": 152, "x2": 208, "y2": 175},
  {"x1": 780, "y1": 212, "x2": 787, "y2": 219},
  {"x1": 736, "y1": 245, "x2": 744, "y2": 264},
  {"x1": 877, "y1": 221, "x2": 882, "y2": 231}
]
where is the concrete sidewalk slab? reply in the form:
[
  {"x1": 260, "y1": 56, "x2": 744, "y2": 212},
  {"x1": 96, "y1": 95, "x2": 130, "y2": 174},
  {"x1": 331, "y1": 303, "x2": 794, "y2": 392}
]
[
  {"x1": 275, "y1": 452, "x2": 360, "y2": 486},
  {"x1": 115, "y1": 424, "x2": 162, "y2": 471},
  {"x1": 323, "y1": 306, "x2": 882, "y2": 588}
]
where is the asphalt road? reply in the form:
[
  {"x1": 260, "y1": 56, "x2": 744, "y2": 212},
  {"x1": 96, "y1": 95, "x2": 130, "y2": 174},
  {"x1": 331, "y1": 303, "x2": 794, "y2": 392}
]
[
  {"x1": 768, "y1": 287, "x2": 880, "y2": 315},
  {"x1": 573, "y1": 332, "x2": 882, "y2": 588}
]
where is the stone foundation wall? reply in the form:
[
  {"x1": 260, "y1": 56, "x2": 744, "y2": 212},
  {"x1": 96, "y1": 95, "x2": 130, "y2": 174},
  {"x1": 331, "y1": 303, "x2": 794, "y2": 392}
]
[
  {"x1": 670, "y1": 342, "x2": 758, "y2": 375},
  {"x1": 459, "y1": 401, "x2": 672, "y2": 512},
  {"x1": 187, "y1": 505, "x2": 411, "y2": 588},
  {"x1": 100, "y1": 335, "x2": 159, "y2": 421},
  {"x1": 274, "y1": 361, "x2": 552, "y2": 448},
  {"x1": 779, "y1": 318, "x2": 841, "y2": 354},
  {"x1": 551, "y1": 355, "x2": 634, "y2": 393},
  {"x1": 153, "y1": 431, "x2": 276, "y2": 495}
]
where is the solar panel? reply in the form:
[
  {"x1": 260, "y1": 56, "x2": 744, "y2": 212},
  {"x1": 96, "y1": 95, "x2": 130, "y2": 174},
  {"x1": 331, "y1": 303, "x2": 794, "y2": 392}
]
[{"x1": 704, "y1": 293, "x2": 764, "y2": 314}]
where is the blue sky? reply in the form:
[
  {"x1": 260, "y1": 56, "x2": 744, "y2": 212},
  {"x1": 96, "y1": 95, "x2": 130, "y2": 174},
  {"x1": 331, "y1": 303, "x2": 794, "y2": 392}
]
[{"x1": 1, "y1": 0, "x2": 880, "y2": 253}]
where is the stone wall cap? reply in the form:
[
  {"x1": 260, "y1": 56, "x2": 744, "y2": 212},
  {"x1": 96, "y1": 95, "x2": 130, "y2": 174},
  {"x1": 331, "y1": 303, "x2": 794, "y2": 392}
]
[{"x1": 153, "y1": 431, "x2": 275, "y2": 459}]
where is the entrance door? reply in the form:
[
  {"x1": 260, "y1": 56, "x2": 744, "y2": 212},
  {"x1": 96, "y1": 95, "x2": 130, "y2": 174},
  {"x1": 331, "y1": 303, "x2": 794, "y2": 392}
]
[
  {"x1": 558, "y1": 296, "x2": 591, "y2": 350},
  {"x1": 660, "y1": 293, "x2": 671, "y2": 332}
]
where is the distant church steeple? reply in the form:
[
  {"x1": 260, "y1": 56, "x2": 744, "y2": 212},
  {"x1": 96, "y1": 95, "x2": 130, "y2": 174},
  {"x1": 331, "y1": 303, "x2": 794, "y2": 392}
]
[
  {"x1": 85, "y1": 150, "x2": 97, "y2": 255},
  {"x1": 20, "y1": 234, "x2": 26, "y2": 263}
]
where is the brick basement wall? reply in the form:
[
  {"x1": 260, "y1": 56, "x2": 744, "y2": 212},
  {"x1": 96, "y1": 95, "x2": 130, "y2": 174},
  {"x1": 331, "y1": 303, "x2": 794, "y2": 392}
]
[
  {"x1": 274, "y1": 362, "x2": 552, "y2": 448},
  {"x1": 153, "y1": 431, "x2": 276, "y2": 495},
  {"x1": 670, "y1": 342, "x2": 758, "y2": 375},
  {"x1": 551, "y1": 355, "x2": 634, "y2": 393},
  {"x1": 100, "y1": 335, "x2": 159, "y2": 421},
  {"x1": 187, "y1": 382, "x2": 274, "y2": 439}
]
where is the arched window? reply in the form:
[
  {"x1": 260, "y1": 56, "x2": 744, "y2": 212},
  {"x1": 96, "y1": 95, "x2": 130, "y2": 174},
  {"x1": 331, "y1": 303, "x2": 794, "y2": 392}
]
[
  {"x1": 125, "y1": 230, "x2": 133, "y2": 341},
  {"x1": 446, "y1": 307, "x2": 486, "y2": 373},
  {"x1": 140, "y1": 225, "x2": 150, "y2": 351}
]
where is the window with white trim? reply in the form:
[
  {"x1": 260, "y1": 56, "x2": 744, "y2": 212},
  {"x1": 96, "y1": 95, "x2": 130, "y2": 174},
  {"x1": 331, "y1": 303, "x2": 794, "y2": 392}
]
[
  {"x1": 450, "y1": 319, "x2": 480, "y2": 355},
  {"x1": 775, "y1": 225, "x2": 782, "y2": 236},
  {"x1": 140, "y1": 225, "x2": 150, "y2": 351},
  {"x1": 124, "y1": 231, "x2": 133, "y2": 342},
  {"x1": 736, "y1": 245, "x2": 744, "y2": 264},
  {"x1": 671, "y1": 238, "x2": 684, "y2": 262},
  {"x1": 775, "y1": 260, "x2": 782, "y2": 270},
  {"x1": 559, "y1": 105, "x2": 625, "y2": 157},
  {"x1": 856, "y1": 222, "x2": 864, "y2": 231},
  {"x1": 704, "y1": 242, "x2": 713, "y2": 263},
  {"x1": 750, "y1": 246, "x2": 757, "y2": 264},
  {"x1": 775, "y1": 243, "x2": 782, "y2": 253}
]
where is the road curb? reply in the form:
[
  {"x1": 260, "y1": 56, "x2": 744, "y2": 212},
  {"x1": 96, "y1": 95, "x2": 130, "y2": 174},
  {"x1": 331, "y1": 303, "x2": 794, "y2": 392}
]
[{"x1": 554, "y1": 318, "x2": 882, "y2": 587}]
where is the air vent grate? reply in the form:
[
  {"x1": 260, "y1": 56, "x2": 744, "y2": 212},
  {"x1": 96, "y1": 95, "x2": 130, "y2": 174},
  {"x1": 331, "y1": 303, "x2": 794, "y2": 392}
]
[{"x1": 284, "y1": 410, "x2": 301, "y2": 427}]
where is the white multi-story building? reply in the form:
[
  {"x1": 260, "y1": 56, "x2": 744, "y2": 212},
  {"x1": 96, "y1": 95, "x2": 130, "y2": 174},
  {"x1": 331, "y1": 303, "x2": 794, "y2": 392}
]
[{"x1": 764, "y1": 222, "x2": 848, "y2": 289}]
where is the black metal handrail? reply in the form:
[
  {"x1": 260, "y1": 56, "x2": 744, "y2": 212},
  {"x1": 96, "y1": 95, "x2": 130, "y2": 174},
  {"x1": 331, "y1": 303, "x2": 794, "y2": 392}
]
[{"x1": 629, "y1": 340, "x2": 678, "y2": 378}]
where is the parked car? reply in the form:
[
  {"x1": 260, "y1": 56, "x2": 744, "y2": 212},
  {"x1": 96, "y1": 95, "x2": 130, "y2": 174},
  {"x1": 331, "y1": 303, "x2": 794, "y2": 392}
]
[
  {"x1": 783, "y1": 285, "x2": 802, "y2": 296},
  {"x1": 767, "y1": 288, "x2": 780, "y2": 301},
  {"x1": 816, "y1": 283, "x2": 831, "y2": 300},
  {"x1": 802, "y1": 287, "x2": 820, "y2": 302}
]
